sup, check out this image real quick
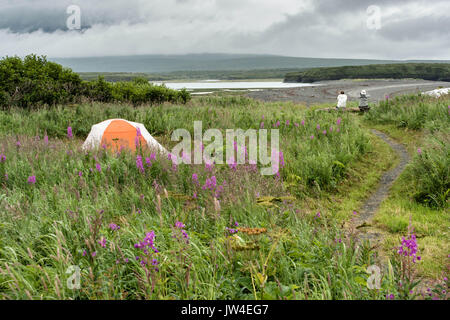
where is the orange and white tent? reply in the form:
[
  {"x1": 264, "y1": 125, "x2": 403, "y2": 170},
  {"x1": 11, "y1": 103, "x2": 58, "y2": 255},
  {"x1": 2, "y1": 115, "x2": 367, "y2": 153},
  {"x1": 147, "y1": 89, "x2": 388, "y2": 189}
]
[{"x1": 82, "y1": 119, "x2": 167, "y2": 154}]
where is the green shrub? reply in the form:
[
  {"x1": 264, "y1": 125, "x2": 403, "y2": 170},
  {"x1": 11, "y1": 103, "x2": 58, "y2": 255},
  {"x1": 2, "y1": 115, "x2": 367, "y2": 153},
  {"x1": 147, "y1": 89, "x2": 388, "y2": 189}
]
[
  {"x1": 364, "y1": 94, "x2": 450, "y2": 131},
  {"x1": 0, "y1": 54, "x2": 83, "y2": 109},
  {"x1": 405, "y1": 133, "x2": 450, "y2": 208},
  {"x1": 0, "y1": 55, "x2": 190, "y2": 108}
]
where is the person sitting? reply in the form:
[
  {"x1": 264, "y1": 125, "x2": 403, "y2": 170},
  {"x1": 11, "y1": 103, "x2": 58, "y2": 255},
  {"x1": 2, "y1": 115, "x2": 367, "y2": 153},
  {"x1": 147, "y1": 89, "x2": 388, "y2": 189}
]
[
  {"x1": 336, "y1": 91, "x2": 348, "y2": 110},
  {"x1": 359, "y1": 90, "x2": 370, "y2": 112}
]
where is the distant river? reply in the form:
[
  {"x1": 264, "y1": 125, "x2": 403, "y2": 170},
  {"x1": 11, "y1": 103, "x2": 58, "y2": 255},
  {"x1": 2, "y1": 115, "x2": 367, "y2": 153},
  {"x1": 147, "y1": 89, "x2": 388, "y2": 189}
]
[{"x1": 151, "y1": 81, "x2": 317, "y2": 90}]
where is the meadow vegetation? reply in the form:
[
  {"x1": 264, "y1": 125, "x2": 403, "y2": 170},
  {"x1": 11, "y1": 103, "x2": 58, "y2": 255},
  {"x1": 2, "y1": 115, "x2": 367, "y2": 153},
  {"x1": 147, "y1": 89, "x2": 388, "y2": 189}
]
[
  {"x1": 0, "y1": 91, "x2": 448, "y2": 299},
  {"x1": 362, "y1": 94, "x2": 449, "y2": 280},
  {"x1": 0, "y1": 56, "x2": 448, "y2": 299}
]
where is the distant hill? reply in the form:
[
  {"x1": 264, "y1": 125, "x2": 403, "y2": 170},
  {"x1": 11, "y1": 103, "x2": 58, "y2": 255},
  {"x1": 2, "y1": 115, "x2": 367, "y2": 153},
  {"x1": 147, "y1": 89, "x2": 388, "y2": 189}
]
[
  {"x1": 49, "y1": 53, "x2": 450, "y2": 73},
  {"x1": 284, "y1": 63, "x2": 450, "y2": 83}
]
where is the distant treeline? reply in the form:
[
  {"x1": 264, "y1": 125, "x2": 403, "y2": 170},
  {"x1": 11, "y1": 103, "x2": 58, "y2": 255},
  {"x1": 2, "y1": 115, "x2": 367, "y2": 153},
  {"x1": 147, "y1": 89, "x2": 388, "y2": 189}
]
[
  {"x1": 0, "y1": 55, "x2": 190, "y2": 109},
  {"x1": 284, "y1": 63, "x2": 450, "y2": 83},
  {"x1": 79, "y1": 68, "x2": 306, "y2": 82}
]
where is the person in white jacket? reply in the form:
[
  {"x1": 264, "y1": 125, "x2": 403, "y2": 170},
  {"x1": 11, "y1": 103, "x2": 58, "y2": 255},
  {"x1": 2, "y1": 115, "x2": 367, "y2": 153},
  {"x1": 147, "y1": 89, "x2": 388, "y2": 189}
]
[{"x1": 336, "y1": 91, "x2": 348, "y2": 110}]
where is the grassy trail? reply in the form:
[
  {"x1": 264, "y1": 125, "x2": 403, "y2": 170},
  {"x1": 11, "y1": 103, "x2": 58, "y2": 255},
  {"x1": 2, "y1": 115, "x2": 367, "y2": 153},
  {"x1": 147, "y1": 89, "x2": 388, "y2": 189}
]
[{"x1": 354, "y1": 129, "x2": 411, "y2": 246}]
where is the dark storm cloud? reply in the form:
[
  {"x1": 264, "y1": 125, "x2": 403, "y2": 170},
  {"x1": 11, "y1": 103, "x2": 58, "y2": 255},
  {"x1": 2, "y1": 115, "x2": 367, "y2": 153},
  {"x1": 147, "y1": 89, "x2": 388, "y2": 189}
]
[
  {"x1": 226, "y1": 0, "x2": 450, "y2": 59},
  {"x1": 0, "y1": 0, "x2": 151, "y2": 32},
  {"x1": 0, "y1": 0, "x2": 448, "y2": 59}
]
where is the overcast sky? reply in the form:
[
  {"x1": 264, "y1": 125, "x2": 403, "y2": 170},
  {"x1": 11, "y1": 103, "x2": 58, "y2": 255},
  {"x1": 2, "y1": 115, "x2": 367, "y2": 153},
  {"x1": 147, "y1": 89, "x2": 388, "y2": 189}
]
[{"x1": 0, "y1": 0, "x2": 449, "y2": 59}]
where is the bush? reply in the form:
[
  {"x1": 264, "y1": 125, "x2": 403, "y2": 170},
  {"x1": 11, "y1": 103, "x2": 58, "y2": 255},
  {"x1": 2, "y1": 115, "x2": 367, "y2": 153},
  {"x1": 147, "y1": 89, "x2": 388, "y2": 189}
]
[
  {"x1": 0, "y1": 55, "x2": 83, "y2": 109},
  {"x1": 405, "y1": 133, "x2": 450, "y2": 208},
  {"x1": 0, "y1": 55, "x2": 191, "y2": 108},
  {"x1": 364, "y1": 94, "x2": 450, "y2": 131}
]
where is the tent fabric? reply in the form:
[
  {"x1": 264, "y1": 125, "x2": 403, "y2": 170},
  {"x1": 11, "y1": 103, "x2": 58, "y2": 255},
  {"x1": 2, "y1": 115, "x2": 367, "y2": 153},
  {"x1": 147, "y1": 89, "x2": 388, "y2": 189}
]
[{"x1": 82, "y1": 119, "x2": 167, "y2": 154}]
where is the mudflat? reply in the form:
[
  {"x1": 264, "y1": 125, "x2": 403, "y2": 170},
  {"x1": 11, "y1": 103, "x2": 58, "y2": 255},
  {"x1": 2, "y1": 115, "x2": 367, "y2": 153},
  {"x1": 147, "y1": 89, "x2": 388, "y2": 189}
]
[{"x1": 247, "y1": 79, "x2": 449, "y2": 105}]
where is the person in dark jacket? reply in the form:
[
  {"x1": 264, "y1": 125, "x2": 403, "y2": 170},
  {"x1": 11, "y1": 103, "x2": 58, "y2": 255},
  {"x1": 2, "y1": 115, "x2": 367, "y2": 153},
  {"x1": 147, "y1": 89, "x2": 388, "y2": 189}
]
[{"x1": 359, "y1": 90, "x2": 370, "y2": 112}]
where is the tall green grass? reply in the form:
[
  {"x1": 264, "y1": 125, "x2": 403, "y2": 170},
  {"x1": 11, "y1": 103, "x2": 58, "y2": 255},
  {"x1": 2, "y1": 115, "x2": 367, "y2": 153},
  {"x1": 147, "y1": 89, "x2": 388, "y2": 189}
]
[
  {"x1": 365, "y1": 94, "x2": 449, "y2": 208},
  {"x1": 0, "y1": 97, "x2": 408, "y2": 300}
]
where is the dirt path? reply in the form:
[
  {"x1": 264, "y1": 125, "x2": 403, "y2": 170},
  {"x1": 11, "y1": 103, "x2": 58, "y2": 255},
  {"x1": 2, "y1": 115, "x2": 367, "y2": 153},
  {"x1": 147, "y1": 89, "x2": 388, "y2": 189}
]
[
  {"x1": 353, "y1": 129, "x2": 411, "y2": 245},
  {"x1": 247, "y1": 79, "x2": 449, "y2": 106}
]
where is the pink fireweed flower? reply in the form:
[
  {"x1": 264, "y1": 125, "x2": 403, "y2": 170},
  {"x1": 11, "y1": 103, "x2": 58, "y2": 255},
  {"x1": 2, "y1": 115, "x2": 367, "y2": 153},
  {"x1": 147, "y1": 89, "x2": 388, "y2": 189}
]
[
  {"x1": 279, "y1": 150, "x2": 285, "y2": 168},
  {"x1": 181, "y1": 151, "x2": 190, "y2": 163},
  {"x1": 16, "y1": 141, "x2": 21, "y2": 148},
  {"x1": 286, "y1": 120, "x2": 290, "y2": 126},
  {"x1": 173, "y1": 222, "x2": 189, "y2": 244},
  {"x1": 78, "y1": 171, "x2": 82, "y2": 177},
  {"x1": 95, "y1": 163, "x2": 101, "y2": 172},
  {"x1": 27, "y1": 176, "x2": 36, "y2": 185},
  {"x1": 204, "y1": 158, "x2": 214, "y2": 171},
  {"x1": 0, "y1": 154, "x2": 5, "y2": 162},
  {"x1": 310, "y1": 135, "x2": 315, "y2": 140},
  {"x1": 301, "y1": 119, "x2": 305, "y2": 126},
  {"x1": 228, "y1": 157, "x2": 237, "y2": 171},
  {"x1": 91, "y1": 251, "x2": 97, "y2": 257},
  {"x1": 260, "y1": 122, "x2": 264, "y2": 129},
  {"x1": 192, "y1": 173, "x2": 199, "y2": 185},
  {"x1": 329, "y1": 127, "x2": 333, "y2": 132},
  {"x1": 397, "y1": 233, "x2": 421, "y2": 263},
  {"x1": 175, "y1": 221, "x2": 185, "y2": 229},
  {"x1": 337, "y1": 118, "x2": 342, "y2": 126},
  {"x1": 202, "y1": 176, "x2": 217, "y2": 191},
  {"x1": 294, "y1": 122, "x2": 299, "y2": 127},
  {"x1": 109, "y1": 223, "x2": 120, "y2": 231},
  {"x1": 226, "y1": 227, "x2": 238, "y2": 235},
  {"x1": 134, "y1": 231, "x2": 158, "y2": 254},
  {"x1": 417, "y1": 148, "x2": 422, "y2": 155},
  {"x1": 145, "y1": 157, "x2": 152, "y2": 168},
  {"x1": 44, "y1": 135, "x2": 49, "y2": 145},
  {"x1": 249, "y1": 159, "x2": 257, "y2": 172},
  {"x1": 136, "y1": 155, "x2": 144, "y2": 173},
  {"x1": 215, "y1": 185, "x2": 224, "y2": 198},
  {"x1": 67, "y1": 126, "x2": 73, "y2": 139},
  {"x1": 322, "y1": 130, "x2": 327, "y2": 135},
  {"x1": 275, "y1": 120, "x2": 280, "y2": 128},
  {"x1": 134, "y1": 136, "x2": 140, "y2": 149},
  {"x1": 315, "y1": 212, "x2": 321, "y2": 219},
  {"x1": 149, "y1": 153, "x2": 156, "y2": 161},
  {"x1": 98, "y1": 237, "x2": 107, "y2": 248}
]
